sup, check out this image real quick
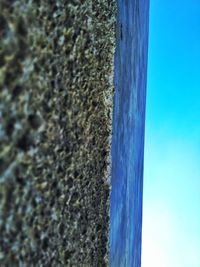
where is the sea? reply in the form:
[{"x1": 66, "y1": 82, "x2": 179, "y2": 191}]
[{"x1": 109, "y1": 0, "x2": 149, "y2": 266}]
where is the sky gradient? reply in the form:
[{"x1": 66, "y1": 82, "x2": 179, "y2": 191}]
[{"x1": 142, "y1": 1, "x2": 200, "y2": 266}]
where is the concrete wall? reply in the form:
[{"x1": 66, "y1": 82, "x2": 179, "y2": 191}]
[{"x1": 0, "y1": 0, "x2": 115, "y2": 266}]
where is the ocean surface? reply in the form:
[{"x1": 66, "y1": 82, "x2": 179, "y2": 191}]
[{"x1": 109, "y1": 0, "x2": 149, "y2": 266}]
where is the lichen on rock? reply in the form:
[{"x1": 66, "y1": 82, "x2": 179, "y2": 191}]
[{"x1": 0, "y1": 0, "x2": 116, "y2": 266}]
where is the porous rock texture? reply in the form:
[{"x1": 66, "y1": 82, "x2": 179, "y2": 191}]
[{"x1": 0, "y1": 0, "x2": 116, "y2": 266}]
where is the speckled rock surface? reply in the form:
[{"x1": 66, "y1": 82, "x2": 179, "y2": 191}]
[{"x1": 0, "y1": 0, "x2": 116, "y2": 266}]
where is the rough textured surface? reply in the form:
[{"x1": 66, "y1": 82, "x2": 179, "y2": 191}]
[{"x1": 0, "y1": 0, "x2": 116, "y2": 266}]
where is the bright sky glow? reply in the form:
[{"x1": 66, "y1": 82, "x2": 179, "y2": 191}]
[{"x1": 142, "y1": 0, "x2": 200, "y2": 266}]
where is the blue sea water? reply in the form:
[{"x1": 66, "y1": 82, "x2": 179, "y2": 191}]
[{"x1": 109, "y1": 0, "x2": 149, "y2": 266}]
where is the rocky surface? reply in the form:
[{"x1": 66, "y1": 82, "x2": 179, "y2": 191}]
[{"x1": 0, "y1": 0, "x2": 116, "y2": 266}]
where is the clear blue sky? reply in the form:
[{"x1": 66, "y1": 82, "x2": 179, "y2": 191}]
[{"x1": 142, "y1": 1, "x2": 200, "y2": 266}]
